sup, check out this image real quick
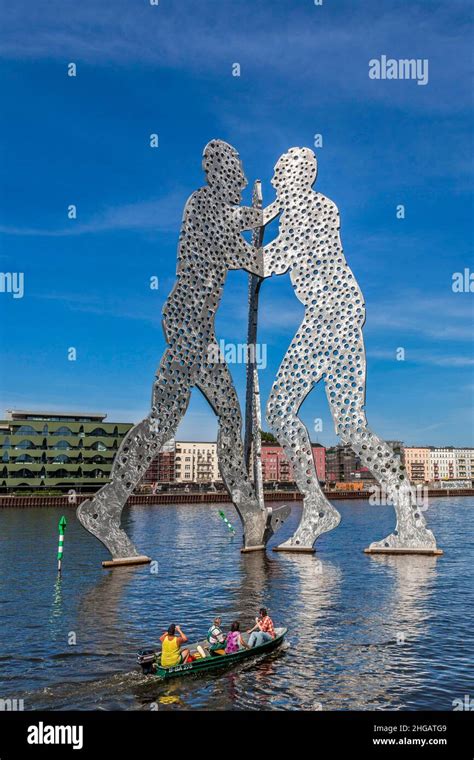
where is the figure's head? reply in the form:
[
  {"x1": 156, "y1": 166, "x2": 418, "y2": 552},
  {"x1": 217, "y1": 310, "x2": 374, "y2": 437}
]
[
  {"x1": 214, "y1": 617, "x2": 222, "y2": 626},
  {"x1": 202, "y1": 139, "x2": 247, "y2": 203},
  {"x1": 259, "y1": 608, "x2": 267, "y2": 618},
  {"x1": 230, "y1": 621, "x2": 240, "y2": 632},
  {"x1": 271, "y1": 147, "x2": 317, "y2": 195},
  {"x1": 168, "y1": 624, "x2": 176, "y2": 636}
]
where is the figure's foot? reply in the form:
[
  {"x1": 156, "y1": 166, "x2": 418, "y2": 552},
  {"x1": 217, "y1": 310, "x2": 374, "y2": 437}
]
[
  {"x1": 276, "y1": 505, "x2": 341, "y2": 551},
  {"x1": 367, "y1": 527, "x2": 438, "y2": 553},
  {"x1": 262, "y1": 504, "x2": 291, "y2": 544},
  {"x1": 242, "y1": 508, "x2": 268, "y2": 550},
  {"x1": 77, "y1": 488, "x2": 140, "y2": 560}
]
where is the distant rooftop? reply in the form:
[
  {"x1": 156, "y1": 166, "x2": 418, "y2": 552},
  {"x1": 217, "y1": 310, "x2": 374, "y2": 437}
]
[{"x1": 5, "y1": 409, "x2": 107, "y2": 421}]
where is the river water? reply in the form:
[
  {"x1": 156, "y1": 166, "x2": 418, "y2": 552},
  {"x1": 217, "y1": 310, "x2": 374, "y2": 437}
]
[{"x1": 0, "y1": 498, "x2": 472, "y2": 711}]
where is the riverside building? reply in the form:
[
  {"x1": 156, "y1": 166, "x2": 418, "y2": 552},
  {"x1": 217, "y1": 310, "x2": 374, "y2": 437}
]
[
  {"x1": 429, "y1": 446, "x2": 474, "y2": 483},
  {"x1": 404, "y1": 446, "x2": 431, "y2": 484},
  {"x1": 174, "y1": 441, "x2": 221, "y2": 484},
  {"x1": 0, "y1": 410, "x2": 133, "y2": 493}
]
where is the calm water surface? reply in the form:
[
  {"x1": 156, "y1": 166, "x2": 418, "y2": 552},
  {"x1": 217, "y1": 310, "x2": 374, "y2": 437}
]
[{"x1": 1, "y1": 498, "x2": 472, "y2": 710}]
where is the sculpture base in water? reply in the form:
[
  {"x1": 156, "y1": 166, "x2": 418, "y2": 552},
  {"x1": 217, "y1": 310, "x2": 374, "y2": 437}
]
[
  {"x1": 364, "y1": 547, "x2": 443, "y2": 556},
  {"x1": 102, "y1": 556, "x2": 152, "y2": 568},
  {"x1": 272, "y1": 546, "x2": 315, "y2": 554}
]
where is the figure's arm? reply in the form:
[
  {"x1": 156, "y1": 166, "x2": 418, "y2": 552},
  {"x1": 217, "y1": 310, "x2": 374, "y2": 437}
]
[
  {"x1": 263, "y1": 234, "x2": 290, "y2": 278},
  {"x1": 228, "y1": 234, "x2": 264, "y2": 277},
  {"x1": 262, "y1": 199, "x2": 281, "y2": 225},
  {"x1": 176, "y1": 625, "x2": 188, "y2": 644},
  {"x1": 229, "y1": 202, "x2": 282, "y2": 277},
  {"x1": 236, "y1": 205, "x2": 263, "y2": 232},
  {"x1": 159, "y1": 633, "x2": 166, "y2": 643},
  {"x1": 237, "y1": 201, "x2": 281, "y2": 231}
]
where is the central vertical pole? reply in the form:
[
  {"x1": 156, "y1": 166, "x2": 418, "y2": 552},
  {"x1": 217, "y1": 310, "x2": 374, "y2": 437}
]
[{"x1": 244, "y1": 180, "x2": 264, "y2": 509}]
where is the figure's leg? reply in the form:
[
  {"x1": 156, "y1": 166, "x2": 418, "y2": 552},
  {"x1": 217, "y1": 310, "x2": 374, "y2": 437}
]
[
  {"x1": 266, "y1": 322, "x2": 341, "y2": 551},
  {"x1": 325, "y1": 329, "x2": 439, "y2": 552},
  {"x1": 195, "y1": 353, "x2": 270, "y2": 548},
  {"x1": 77, "y1": 353, "x2": 193, "y2": 560}
]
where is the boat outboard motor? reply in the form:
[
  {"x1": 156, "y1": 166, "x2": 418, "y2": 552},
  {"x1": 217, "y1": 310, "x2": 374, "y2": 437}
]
[{"x1": 137, "y1": 649, "x2": 157, "y2": 675}]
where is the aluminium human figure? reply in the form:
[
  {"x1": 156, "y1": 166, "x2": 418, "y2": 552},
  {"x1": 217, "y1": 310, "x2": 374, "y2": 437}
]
[
  {"x1": 77, "y1": 140, "x2": 283, "y2": 559},
  {"x1": 263, "y1": 147, "x2": 439, "y2": 553}
]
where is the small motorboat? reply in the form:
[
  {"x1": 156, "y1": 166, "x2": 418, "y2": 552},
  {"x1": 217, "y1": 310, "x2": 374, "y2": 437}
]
[{"x1": 137, "y1": 627, "x2": 287, "y2": 680}]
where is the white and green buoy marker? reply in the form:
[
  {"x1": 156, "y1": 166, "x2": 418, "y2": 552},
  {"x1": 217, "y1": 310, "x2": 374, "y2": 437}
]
[
  {"x1": 57, "y1": 515, "x2": 67, "y2": 575},
  {"x1": 218, "y1": 509, "x2": 235, "y2": 534}
]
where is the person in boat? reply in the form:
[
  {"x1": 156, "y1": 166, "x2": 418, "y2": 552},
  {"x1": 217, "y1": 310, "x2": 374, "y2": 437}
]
[
  {"x1": 207, "y1": 616, "x2": 227, "y2": 656},
  {"x1": 225, "y1": 621, "x2": 250, "y2": 654},
  {"x1": 247, "y1": 608, "x2": 276, "y2": 647},
  {"x1": 160, "y1": 624, "x2": 190, "y2": 667}
]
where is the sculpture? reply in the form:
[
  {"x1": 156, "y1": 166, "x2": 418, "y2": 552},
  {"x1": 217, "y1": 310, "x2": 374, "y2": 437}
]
[
  {"x1": 263, "y1": 148, "x2": 440, "y2": 555},
  {"x1": 77, "y1": 141, "x2": 441, "y2": 563}
]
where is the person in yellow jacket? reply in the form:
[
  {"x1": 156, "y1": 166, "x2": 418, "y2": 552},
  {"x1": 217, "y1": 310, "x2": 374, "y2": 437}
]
[{"x1": 159, "y1": 624, "x2": 190, "y2": 667}]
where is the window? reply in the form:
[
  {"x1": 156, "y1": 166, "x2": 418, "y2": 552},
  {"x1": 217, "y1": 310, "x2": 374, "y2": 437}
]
[
  {"x1": 52, "y1": 455, "x2": 71, "y2": 464},
  {"x1": 90, "y1": 428, "x2": 107, "y2": 437},
  {"x1": 49, "y1": 468, "x2": 70, "y2": 478},
  {"x1": 16, "y1": 454, "x2": 35, "y2": 463},
  {"x1": 15, "y1": 440, "x2": 36, "y2": 449},
  {"x1": 91, "y1": 441, "x2": 107, "y2": 451},
  {"x1": 16, "y1": 425, "x2": 39, "y2": 435},
  {"x1": 54, "y1": 440, "x2": 72, "y2": 450},
  {"x1": 52, "y1": 426, "x2": 74, "y2": 436}
]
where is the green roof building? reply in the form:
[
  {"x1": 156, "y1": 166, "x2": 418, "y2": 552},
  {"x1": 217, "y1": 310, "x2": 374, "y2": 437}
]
[{"x1": 0, "y1": 409, "x2": 133, "y2": 494}]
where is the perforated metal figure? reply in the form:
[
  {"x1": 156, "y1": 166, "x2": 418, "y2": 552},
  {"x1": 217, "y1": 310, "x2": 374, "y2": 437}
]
[
  {"x1": 264, "y1": 147, "x2": 438, "y2": 552},
  {"x1": 77, "y1": 140, "x2": 281, "y2": 559}
]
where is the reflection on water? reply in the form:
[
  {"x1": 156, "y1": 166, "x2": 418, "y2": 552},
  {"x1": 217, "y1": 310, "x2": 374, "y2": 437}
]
[
  {"x1": 49, "y1": 577, "x2": 64, "y2": 635},
  {"x1": 0, "y1": 498, "x2": 473, "y2": 710}
]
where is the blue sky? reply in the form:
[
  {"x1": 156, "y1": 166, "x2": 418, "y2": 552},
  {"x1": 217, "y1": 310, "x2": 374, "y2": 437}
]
[{"x1": 0, "y1": 0, "x2": 472, "y2": 446}]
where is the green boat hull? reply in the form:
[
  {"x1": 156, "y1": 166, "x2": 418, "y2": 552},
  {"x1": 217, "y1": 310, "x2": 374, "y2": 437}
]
[{"x1": 152, "y1": 627, "x2": 287, "y2": 680}]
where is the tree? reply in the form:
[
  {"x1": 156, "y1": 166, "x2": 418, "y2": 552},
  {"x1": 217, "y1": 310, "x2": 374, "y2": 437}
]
[{"x1": 260, "y1": 430, "x2": 278, "y2": 444}]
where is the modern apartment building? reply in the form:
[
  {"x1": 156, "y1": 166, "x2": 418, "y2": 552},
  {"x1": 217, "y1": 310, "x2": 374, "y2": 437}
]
[{"x1": 0, "y1": 409, "x2": 133, "y2": 493}]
